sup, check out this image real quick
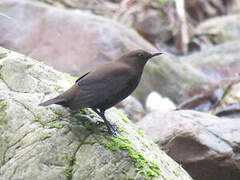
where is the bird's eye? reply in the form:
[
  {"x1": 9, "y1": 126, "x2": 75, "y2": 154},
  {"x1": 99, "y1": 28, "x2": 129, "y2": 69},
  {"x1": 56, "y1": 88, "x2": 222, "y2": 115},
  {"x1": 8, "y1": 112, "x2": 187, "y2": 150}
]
[{"x1": 138, "y1": 53, "x2": 145, "y2": 58}]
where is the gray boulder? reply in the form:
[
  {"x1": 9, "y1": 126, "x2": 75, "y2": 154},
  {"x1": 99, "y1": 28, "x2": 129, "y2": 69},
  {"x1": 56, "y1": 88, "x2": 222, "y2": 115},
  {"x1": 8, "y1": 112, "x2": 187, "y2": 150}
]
[
  {"x1": 196, "y1": 14, "x2": 240, "y2": 44},
  {"x1": 182, "y1": 40, "x2": 240, "y2": 81},
  {"x1": 0, "y1": 47, "x2": 192, "y2": 180},
  {"x1": 137, "y1": 110, "x2": 240, "y2": 180}
]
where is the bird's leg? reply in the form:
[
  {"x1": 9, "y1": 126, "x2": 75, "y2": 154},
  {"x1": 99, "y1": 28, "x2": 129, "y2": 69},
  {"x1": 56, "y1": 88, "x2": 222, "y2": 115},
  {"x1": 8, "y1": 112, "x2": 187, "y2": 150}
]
[
  {"x1": 91, "y1": 108, "x2": 104, "y2": 125},
  {"x1": 92, "y1": 108, "x2": 118, "y2": 137},
  {"x1": 100, "y1": 111, "x2": 119, "y2": 137},
  {"x1": 88, "y1": 108, "x2": 104, "y2": 124}
]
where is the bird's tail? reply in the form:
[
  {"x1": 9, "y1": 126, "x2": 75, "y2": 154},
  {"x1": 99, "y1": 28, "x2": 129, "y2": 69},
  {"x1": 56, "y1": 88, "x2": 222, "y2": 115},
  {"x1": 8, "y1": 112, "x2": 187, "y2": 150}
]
[{"x1": 39, "y1": 97, "x2": 65, "y2": 107}]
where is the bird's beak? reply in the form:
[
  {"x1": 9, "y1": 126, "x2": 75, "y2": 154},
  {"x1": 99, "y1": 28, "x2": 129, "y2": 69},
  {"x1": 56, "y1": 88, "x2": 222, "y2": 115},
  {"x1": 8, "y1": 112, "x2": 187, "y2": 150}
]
[{"x1": 150, "y1": 53, "x2": 162, "y2": 58}]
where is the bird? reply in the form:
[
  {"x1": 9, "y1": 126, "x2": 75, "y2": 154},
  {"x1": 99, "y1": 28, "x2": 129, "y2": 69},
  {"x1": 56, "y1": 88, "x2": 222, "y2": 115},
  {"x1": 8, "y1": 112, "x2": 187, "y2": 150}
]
[{"x1": 39, "y1": 50, "x2": 162, "y2": 136}]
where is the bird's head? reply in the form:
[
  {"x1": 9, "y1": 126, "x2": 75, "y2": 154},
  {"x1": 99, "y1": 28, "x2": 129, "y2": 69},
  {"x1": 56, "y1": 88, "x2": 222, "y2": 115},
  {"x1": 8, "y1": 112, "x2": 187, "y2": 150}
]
[{"x1": 120, "y1": 50, "x2": 162, "y2": 67}]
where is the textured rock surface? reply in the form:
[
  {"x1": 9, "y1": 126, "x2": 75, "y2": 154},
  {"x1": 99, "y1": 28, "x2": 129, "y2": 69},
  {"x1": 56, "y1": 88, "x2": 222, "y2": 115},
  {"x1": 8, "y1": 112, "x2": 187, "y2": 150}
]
[
  {"x1": 196, "y1": 14, "x2": 240, "y2": 44},
  {"x1": 137, "y1": 110, "x2": 240, "y2": 180},
  {"x1": 0, "y1": 0, "x2": 214, "y2": 104},
  {"x1": 182, "y1": 40, "x2": 240, "y2": 82},
  {"x1": 0, "y1": 47, "x2": 192, "y2": 180}
]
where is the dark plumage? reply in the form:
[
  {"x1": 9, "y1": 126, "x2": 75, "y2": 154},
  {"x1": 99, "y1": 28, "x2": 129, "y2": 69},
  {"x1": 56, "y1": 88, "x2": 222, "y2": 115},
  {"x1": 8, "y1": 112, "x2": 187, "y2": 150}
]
[{"x1": 39, "y1": 50, "x2": 162, "y2": 136}]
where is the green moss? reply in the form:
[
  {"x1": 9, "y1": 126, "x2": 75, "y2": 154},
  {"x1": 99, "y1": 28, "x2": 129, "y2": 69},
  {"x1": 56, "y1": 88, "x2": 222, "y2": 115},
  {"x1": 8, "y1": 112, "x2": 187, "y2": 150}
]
[
  {"x1": 54, "y1": 85, "x2": 62, "y2": 91},
  {"x1": 145, "y1": 169, "x2": 158, "y2": 177},
  {"x1": 99, "y1": 136, "x2": 131, "y2": 152},
  {"x1": 102, "y1": 142, "x2": 117, "y2": 151},
  {"x1": 0, "y1": 101, "x2": 8, "y2": 110},
  {"x1": 80, "y1": 108, "x2": 92, "y2": 115},
  {"x1": 122, "y1": 116, "x2": 130, "y2": 124},
  {"x1": 173, "y1": 170, "x2": 180, "y2": 177},
  {"x1": 103, "y1": 161, "x2": 108, "y2": 165},
  {"x1": 150, "y1": 141, "x2": 156, "y2": 147},
  {"x1": 149, "y1": 162, "x2": 162, "y2": 175},
  {"x1": 80, "y1": 109, "x2": 96, "y2": 118},
  {"x1": 62, "y1": 167, "x2": 73, "y2": 179},
  {"x1": 58, "y1": 116, "x2": 64, "y2": 121},
  {"x1": 48, "y1": 121, "x2": 63, "y2": 129},
  {"x1": 136, "y1": 129, "x2": 145, "y2": 137},
  {"x1": 43, "y1": 133, "x2": 51, "y2": 140},
  {"x1": 34, "y1": 116, "x2": 41, "y2": 122},
  {"x1": 173, "y1": 164, "x2": 182, "y2": 177},
  {"x1": 0, "y1": 74, "x2": 4, "y2": 81},
  {"x1": 82, "y1": 141, "x2": 97, "y2": 145},
  {"x1": 0, "y1": 101, "x2": 8, "y2": 124},
  {"x1": 105, "y1": 136, "x2": 163, "y2": 179},
  {"x1": 141, "y1": 141, "x2": 148, "y2": 148},
  {"x1": 118, "y1": 126, "x2": 126, "y2": 133},
  {"x1": 47, "y1": 118, "x2": 63, "y2": 129},
  {"x1": 89, "y1": 113, "x2": 97, "y2": 118},
  {"x1": 67, "y1": 156, "x2": 76, "y2": 165},
  {"x1": 54, "y1": 124, "x2": 63, "y2": 129},
  {"x1": 121, "y1": 169, "x2": 127, "y2": 175},
  {"x1": 62, "y1": 156, "x2": 77, "y2": 179},
  {"x1": 115, "y1": 110, "x2": 130, "y2": 124}
]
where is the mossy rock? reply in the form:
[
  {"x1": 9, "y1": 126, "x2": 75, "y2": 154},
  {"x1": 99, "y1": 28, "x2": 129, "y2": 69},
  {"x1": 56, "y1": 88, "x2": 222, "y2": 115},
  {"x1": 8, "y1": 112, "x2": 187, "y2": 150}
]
[{"x1": 0, "y1": 47, "x2": 192, "y2": 180}]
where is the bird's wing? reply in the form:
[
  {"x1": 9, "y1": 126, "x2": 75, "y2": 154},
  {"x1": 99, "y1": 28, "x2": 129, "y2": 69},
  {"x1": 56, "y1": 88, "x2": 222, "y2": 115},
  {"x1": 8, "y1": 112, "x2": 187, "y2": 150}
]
[{"x1": 71, "y1": 65, "x2": 136, "y2": 108}]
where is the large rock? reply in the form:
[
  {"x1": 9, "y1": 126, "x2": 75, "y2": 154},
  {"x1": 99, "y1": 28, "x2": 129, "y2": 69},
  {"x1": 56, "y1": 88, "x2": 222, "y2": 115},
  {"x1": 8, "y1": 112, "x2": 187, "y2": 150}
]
[
  {"x1": 137, "y1": 110, "x2": 240, "y2": 180},
  {"x1": 0, "y1": 0, "x2": 156, "y2": 76},
  {"x1": 173, "y1": 40, "x2": 240, "y2": 111},
  {"x1": 182, "y1": 40, "x2": 240, "y2": 81},
  {"x1": 0, "y1": 47, "x2": 192, "y2": 180},
  {"x1": 0, "y1": 0, "x2": 214, "y2": 104},
  {"x1": 196, "y1": 14, "x2": 240, "y2": 44}
]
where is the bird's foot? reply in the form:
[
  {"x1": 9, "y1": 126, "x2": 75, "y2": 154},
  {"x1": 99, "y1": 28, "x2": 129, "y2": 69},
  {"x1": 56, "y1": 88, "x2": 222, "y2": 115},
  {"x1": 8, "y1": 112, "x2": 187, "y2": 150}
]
[
  {"x1": 96, "y1": 120, "x2": 104, "y2": 126},
  {"x1": 106, "y1": 122, "x2": 119, "y2": 137}
]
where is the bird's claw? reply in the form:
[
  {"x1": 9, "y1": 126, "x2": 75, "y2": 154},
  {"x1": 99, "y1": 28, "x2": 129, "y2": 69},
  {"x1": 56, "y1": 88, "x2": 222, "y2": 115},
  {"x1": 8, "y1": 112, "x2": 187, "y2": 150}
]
[
  {"x1": 107, "y1": 123, "x2": 119, "y2": 137},
  {"x1": 96, "y1": 120, "x2": 104, "y2": 126}
]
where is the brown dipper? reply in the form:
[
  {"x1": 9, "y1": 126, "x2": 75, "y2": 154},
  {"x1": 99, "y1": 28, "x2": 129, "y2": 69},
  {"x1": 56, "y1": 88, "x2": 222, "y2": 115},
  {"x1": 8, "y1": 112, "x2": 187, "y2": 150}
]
[{"x1": 39, "y1": 50, "x2": 162, "y2": 136}]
